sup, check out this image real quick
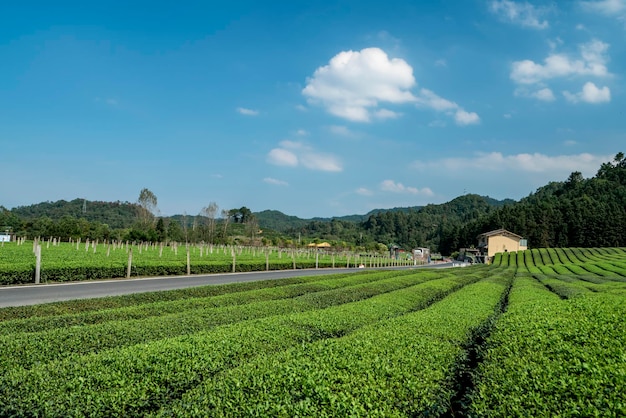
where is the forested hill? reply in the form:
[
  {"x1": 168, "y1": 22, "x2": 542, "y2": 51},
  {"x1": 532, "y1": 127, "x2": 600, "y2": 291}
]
[
  {"x1": 285, "y1": 194, "x2": 512, "y2": 250},
  {"x1": 438, "y1": 152, "x2": 626, "y2": 254},
  {"x1": 9, "y1": 199, "x2": 140, "y2": 230},
  {"x1": 2, "y1": 153, "x2": 624, "y2": 254}
]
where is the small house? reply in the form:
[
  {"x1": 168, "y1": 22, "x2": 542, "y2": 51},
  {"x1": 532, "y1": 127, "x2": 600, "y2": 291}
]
[{"x1": 477, "y1": 229, "x2": 528, "y2": 257}]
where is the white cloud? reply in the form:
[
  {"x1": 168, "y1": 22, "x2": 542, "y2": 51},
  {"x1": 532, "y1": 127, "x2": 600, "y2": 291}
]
[
  {"x1": 356, "y1": 187, "x2": 374, "y2": 196},
  {"x1": 489, "y1": 0, "x2": 550, "y2": 29},
  {"x1": 435, "y1": 59, "x2": 447, "y2": 67},
  {"x1": 263, "y1": 177, "x2": 289, "y2": 186},
  {"x1": 374, "y1": 108, "x2": 401, "y2": 119},
  {"x1": 563, "y1": 82, "x2": 611, "y2": 103},
  {"x1": 296, "y1": 129, "x2": 309, "y2": 136},
  {"x1": 581, "y1": 0, "x2": 626, "y2": 15},
  {"x1": 533, "y1": 88, "x2": 556, "y2": 101},
  {"x1": 381, "y1": 180, "x2": 418, "y2": 194},
  {"x1": 380, "y1": 180, "x2": 433, "y2": 196},
  {"x1": 415, "y1": 88, "x2": 457, "y2": 111},
  {"x1": 267, "y1": 140, "x2": 342, "y2": 172},
  {"x1": 236, "y1": 107, "x2": 259, "y2": 116},
  {"x1": 503, "y1": 113, "x2": 512, "y2": 119},
  {"x1": 515, "y1": 87, "x2": 556, "y2": 101},
  {"x1": 302, "y1": 47, "x2": 416, "y2": 122},
  {"x1": 455, "y1": 109, "x2": 481, "y2": 125},
  {"x1": 415, "y1": 89, "x2": 480, "y2": 125},
  {"x1": 301, "y1": 153, "x2": 342, "y2": 172},
  {"x1": 303, "y1": 47, "x2": 479, "y2": 126},
  {"x1": 564, "y1": 140, "x2": 578, "y2": 146},
  {"x1": 511, "y1": 39, "x2": 610, "y2": 84},
  {"x1": 267, "y1": 148, "x2": 298, "y2": 167},
  {"x1": 412, "y1": 152, "x2": 611, "y2": 176}
]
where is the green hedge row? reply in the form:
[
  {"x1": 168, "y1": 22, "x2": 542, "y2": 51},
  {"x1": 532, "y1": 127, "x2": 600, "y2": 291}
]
[
  {"x1": 0, "y1": 270, "x2": 418, "y2": 334},
  {"x1": 155, "y1": 274, "x2": 512, "y2": 417},
  {"x1": 469, "y1": 276, "x2": 626, "y2": 417},
  {"x1": 0, "y1": 271, "x2": 478, "y2": 417},
  {"x1": 0, "y1": 270, "x2": 440, "y2": 370}
]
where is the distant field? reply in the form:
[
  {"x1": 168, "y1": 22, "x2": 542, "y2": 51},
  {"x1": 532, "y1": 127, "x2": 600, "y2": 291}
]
[
  {"x1": 0, "y1": 247, "x2": 624, "y2": 416},
  {"x1": 0, "y1": 241, "x2": 404, "y2": 285}
]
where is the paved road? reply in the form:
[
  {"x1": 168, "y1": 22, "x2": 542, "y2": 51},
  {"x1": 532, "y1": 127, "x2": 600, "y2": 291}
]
[
  {"x1": 0, "y1": 263, "x2": 458, "y2": 308},
  {"x1": 0, "y1": 269, "x2": 353, "y2": 308}
]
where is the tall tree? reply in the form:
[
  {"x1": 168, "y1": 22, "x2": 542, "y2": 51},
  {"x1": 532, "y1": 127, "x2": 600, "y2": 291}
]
[
  {"x1": 220, "y1": 209, "x2": 231, "y2": 243},
  {"x1": 200, "y1": 202, "x2": 219, "y2": 244},
  {"x1": 137, "y1": 188, "x2": 158, "y2": 230}
]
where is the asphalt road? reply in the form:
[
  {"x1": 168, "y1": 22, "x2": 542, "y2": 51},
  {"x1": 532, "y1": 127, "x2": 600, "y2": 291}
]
[
  {"x1": 0, "y1": 268, "x2": 352, "y2": 308},
  {"x1": 0, "y1": 263, "x2": 458, "y2": 308}
]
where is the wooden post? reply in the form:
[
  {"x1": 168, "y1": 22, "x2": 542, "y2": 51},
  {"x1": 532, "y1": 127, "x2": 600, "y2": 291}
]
[
  {"x1": 266, "y1": 250, "x2": 269, "y2": 271},
  {"x1": 126, "y1": 248, "x2": 133, "y2": 279},
  {"x1": 292, "y1": 251, "x2": 296, "y2": 270},
  {"x1": 232, "y1": 253, "x2": 236, "y2": 273},
  {"x1": 315, "y1": 249, "x2": 319, "y2": 269},
  {"x1": 35, "y1": 244, "x2": 41, "y2": 284},
  {"x1": 187, "y1": 247, "x2": 191, "y2": 275}
]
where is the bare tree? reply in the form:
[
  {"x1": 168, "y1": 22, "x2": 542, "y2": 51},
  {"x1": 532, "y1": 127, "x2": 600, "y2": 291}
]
[
  {"x1": 181, "y1": 212, "x2": 189, "y2": 243},
  {"x1": 200, "y1": 202, "x2": 219, "y2": 244},
  {"x1": 137, "y1": 188, "x2": 158, "y2": 230},
  {"x1": 220, "y1": 208, "x2": 230, "y2": 243}
]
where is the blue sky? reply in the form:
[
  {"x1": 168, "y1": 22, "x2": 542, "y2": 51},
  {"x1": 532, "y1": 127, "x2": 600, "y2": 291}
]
[{"x1": 1, "y1": 0, "x2": 624, "y2": 219}]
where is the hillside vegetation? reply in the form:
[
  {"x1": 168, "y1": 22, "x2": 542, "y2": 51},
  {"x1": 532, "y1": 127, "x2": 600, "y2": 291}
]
[{"x1": 1, "y1": 152, "x2": 625, "y2": 253}]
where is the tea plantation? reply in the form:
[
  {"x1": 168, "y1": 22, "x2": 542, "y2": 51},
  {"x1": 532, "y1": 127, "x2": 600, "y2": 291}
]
[{"x1": 0, "y1": 246, "x2": 624, "y2": 416}]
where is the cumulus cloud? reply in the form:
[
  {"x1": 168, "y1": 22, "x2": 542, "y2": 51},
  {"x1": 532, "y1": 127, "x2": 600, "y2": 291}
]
[
  {"x1": 455, "y1": 110, "x2": 481, "y2": 125},
  {"x1": 303, "y1": 47, "x2": 480, "y2": 126},
  {"x1": 380, "y1": 180, "x2": 433, "y2": 196},
  {"x1": 263, "y1": 177, "x2": 289, "y2": 186},
  {"x1": 267, "y1": 140, "x2": 342, "y2": 172},
  {"x1": 489, "y1": 0, "x2": 550, "y2": 29},
  {"x1": 356, "y1": 187, "x2": 374, "y2": 196},
  {"x1": 236, "y1": 107, "x2": 259, "y2": 116},
  {"x1": 510, "y1": 39, "x2": 610, "y2": 84},
  {"x1": 563, "y1": 82, "x2": 611, "y2": 103},
  {"x1": 302, "y1": 47, "x2": 416, "y2": 122},
  {"x1": 295, "y1": 129, "x2": 309, "y2": 136},
  {"x1": 412, "y1": 152, "x2": 611, "y2": 176}
]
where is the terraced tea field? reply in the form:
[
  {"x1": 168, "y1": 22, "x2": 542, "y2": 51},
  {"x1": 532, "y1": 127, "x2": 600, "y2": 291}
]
[{"x1": 0, "y1": 247, "x2": 624, "y2": 416}]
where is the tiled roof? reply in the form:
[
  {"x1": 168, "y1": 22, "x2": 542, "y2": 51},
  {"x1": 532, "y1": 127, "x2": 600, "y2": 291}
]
[{"x1": 477, "y1": 228, "x2": 523, "y2": 240}]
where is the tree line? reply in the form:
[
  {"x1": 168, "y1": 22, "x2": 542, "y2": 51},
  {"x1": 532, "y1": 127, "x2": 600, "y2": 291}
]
[{"x1": 2, "y1": 152, "x2": 625, "y2": 253}]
